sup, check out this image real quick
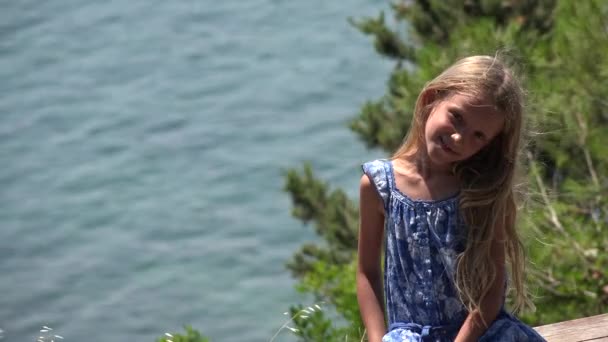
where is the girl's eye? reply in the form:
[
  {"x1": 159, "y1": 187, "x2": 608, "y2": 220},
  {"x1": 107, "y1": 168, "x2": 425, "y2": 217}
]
[
  {"x1": 451, "y1": 112, "x2": 462, "y2": 121},
  {"x1": 475, "y1": 132, "x2": 485, "y2": 140}
]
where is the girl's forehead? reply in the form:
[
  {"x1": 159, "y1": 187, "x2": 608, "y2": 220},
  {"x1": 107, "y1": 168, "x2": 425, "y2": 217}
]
[
  {"x1": 446, "y1": 93, "x2": 503, "y2": 117},
  {"x1": 445, "y1": 93, "x2": 505, "y2": 133},
  {"x1": 448, "y1": 93, "x2": 498, "y2": 110}
]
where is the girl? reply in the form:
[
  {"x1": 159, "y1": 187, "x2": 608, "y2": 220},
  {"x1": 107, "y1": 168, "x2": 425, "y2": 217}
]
[{"x1": 357, "y1": 55, "x2": 546, "y2": 342}]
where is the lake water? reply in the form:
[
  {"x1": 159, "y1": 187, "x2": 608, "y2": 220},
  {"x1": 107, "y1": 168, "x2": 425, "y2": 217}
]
[{"x1": 0, "y1": 1, "x2": 393, "y2": 341}]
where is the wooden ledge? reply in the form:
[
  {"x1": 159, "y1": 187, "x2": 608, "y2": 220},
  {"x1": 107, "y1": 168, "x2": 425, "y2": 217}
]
[{"x1": 534, "y1": 313, "x2": 608, "y2": 341}]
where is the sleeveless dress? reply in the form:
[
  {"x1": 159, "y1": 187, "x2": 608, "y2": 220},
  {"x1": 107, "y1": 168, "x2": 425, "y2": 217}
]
[{"x1": 361, "y1": 159, "x2": 546, "y2": 342}]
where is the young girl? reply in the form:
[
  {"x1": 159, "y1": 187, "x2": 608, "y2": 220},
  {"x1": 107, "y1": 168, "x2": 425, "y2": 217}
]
[{"x1": 357, "y1": 55, "x2": 546, "y2": 342}]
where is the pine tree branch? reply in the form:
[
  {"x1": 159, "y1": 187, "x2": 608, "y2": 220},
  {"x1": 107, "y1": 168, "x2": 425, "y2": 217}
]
[
  {"x1": 283, "y1": 164, "x2": 359, "y2": 277},
  {"x1": 526, "y1": 151, "x2": 589, "y2": 261},
  {"x1": 573, "y1": 111, "x2": 600, "y2": 189}
]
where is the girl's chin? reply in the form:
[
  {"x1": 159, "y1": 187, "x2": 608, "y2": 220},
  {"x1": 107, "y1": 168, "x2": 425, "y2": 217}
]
[{"x1": 428, "y1": 148, "x2": 456, "y2": 167}]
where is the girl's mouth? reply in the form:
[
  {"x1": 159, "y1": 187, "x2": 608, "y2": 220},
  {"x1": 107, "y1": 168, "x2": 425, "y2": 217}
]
[{"x1": 439, "y1": 136, "x2": 456, "y2": 154}]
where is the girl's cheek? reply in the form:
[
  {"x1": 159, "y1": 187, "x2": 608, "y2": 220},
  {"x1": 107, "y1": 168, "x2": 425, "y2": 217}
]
[{"x1": 444, "y1": 116, "x2": 456, "y2": 128}]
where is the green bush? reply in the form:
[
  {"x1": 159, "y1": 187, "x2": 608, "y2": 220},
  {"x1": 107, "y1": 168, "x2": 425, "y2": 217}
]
[{"x1": 156, "y1": 326, "x2": 209, "y2": 342}]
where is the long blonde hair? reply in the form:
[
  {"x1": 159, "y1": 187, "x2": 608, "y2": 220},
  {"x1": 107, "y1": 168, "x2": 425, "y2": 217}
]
[{"x1": 392, "y1": 55, "x2": 533, "y2": 318}]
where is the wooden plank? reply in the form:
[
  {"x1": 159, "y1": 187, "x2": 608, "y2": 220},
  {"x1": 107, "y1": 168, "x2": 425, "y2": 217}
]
[{"x1": 533, "y1": 314, "x2": 608, "y2": 342}]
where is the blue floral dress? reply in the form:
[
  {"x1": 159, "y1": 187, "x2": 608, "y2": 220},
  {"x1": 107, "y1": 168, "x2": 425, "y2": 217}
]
[{"x1": 361, "y1": 159, "x2": 546, "y2": 342}]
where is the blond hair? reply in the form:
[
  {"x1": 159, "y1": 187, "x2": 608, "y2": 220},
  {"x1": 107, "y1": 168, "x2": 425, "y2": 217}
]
[{"x1": 392, "y1": 55, "x2": 533, "y2": 318}]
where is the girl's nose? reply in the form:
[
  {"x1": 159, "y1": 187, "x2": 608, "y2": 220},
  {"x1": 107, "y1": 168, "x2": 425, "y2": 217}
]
[{"x1": 451, "y1": 132, "x2": 462, "y2": 144}]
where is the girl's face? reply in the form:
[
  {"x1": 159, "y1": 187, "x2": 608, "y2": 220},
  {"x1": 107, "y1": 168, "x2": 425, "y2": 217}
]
[{"x1": 423, "y1": 93, "x2": 505, "y2": 169}]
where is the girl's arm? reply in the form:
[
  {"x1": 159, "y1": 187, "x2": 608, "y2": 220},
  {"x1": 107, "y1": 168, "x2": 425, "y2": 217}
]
[
  {"x1": 454, "y1": 224, "x2": 506, "y2": 342},
  {"x1": 356, "y1": 174, "x2": 386, "y2": 342}
]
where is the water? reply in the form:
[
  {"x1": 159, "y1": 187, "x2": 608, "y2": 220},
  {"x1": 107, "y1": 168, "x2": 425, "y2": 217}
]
[{"x1": 0, "y1": 1, "x2": 393, "y2": 341}]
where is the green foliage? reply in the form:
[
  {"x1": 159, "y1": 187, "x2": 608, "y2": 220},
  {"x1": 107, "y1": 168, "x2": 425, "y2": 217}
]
[
  {"x1": 283, "y1": 163, "x2": 359, "y2": 277},
  {"x1": 294, "y1": 260, "x2": 364, "y2": 339},
  {"x1": 156, "y1": 326, "x2": 209, "y2": 342},
  {"x1": 284, "y1": 0, "x2": 608, "y2": 340},
  {"x1": 275, "y1": 258, "x2": 368, "y2": 342},
  {"x1": 282, "y1": 303, "x2": 363, "y2": 342},
  {"x1": 348, "y1": 12, "x2": 415, "y2": 60},
  {"x1": 285, "y1": 304, "x2": 336, "y2": 341}
]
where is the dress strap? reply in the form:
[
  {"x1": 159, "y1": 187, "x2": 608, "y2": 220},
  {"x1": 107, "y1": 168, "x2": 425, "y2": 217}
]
[
  {"x1": 361, "y1": 159, "x2": 392, "y2": 212},
  {"x1": 383, "y1": 158, "x2": 396, "y2": 191}
]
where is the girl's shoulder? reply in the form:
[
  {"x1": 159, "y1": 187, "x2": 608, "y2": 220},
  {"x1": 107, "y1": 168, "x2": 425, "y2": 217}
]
[
  {"x1": 361, "y1": 159, "x2": 392, "y2": 211},
  {"x1": 362, "y1": 158, "x2": 461, "y2": 209},
  {"x1": 361, "y1": 158, "x2": 391, "y2": 171}
]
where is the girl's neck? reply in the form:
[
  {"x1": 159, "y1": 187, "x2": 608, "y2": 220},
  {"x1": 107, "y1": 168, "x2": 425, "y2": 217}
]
[
  {"x1": 393, "y1": 154, "x2": 460, "y2": 201},
  {"x1": 411, "y1": 148, "x2": 454, "y2": 180}
]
